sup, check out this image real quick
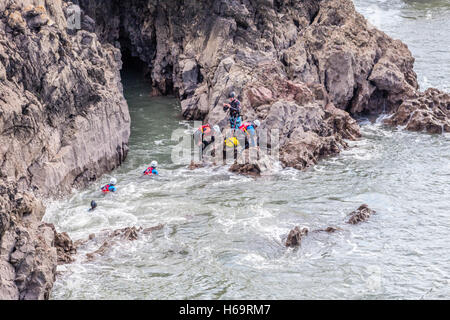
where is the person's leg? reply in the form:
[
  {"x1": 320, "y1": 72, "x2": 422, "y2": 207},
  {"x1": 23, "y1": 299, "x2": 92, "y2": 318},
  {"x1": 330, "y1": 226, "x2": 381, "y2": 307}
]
[{"x1": 247, "y1": 127, "x2": 256, "y2": 147}]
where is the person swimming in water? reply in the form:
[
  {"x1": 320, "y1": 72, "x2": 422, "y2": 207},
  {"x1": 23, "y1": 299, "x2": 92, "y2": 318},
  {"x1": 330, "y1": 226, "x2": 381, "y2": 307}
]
[
  {"x1": 143, "y1": 160, "x2": 159, "y2": 176},
  {"x1": 101, "y1": 178, "x2": 117, "y2": 193},
  {"x1": 88, "y1": 200, "x2": 97, "y2": 212}
]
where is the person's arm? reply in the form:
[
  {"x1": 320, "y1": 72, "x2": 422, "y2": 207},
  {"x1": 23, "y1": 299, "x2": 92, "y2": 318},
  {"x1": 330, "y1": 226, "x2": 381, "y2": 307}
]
[
  {"x1": 152, "y1": 168, "x2": 159, "y2": 175},
  {"x1": 110, "y1": 185, "x2": 117, "y2": 192}
]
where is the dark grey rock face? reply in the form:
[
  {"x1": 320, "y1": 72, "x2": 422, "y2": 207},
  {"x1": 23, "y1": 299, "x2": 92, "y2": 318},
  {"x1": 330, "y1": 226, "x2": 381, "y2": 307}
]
[{"x1": 0, "y1": 0, "x2": 130, "y2": 299}]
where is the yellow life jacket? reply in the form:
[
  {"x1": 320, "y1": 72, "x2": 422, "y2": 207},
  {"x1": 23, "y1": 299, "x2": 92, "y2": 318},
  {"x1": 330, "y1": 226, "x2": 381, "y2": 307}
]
[{"x1": 225, "y1": 137, "x2": 239, "y2": 147}]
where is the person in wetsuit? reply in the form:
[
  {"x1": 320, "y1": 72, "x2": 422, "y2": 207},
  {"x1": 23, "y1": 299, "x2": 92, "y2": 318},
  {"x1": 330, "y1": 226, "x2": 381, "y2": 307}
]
[{"x1": 223, "y1": 92, "x2": 242, "y2": 131}]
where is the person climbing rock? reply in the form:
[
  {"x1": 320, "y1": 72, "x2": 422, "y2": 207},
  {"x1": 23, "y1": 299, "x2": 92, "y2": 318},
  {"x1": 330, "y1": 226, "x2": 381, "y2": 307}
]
[
  {"x1": 194, "y1": 123, "x2": 221, "y2": 153},
  {"x1": 223, "y1": 92, "x2": 242, "y2": 131},
  {"x1": 144, "y1": 160, "x2": 159, "y2": 176},
  {"x1": 101, "y1": 178, "x2": 117, "y2": 193},
  {"x1": 88, "y1": 200, "x2": 97, "y2": 212},
  {"x1": 238, "y1": 119, "x2": 260, "y2": 149}
]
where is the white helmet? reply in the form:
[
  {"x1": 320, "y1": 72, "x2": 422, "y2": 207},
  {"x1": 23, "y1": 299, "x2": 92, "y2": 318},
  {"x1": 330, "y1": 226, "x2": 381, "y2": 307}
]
[
  {"x1": 213, "y1": 125, "x2": 221, "y2": 134},
  {"x1": 253, "y1": 119, "x2": 261, "y2": 127},
  {"x1": 151, "y1": 160, "x2": 158, "y2": 168},
  {"x1": 110, "y1": 177, "x2": 117, "y2": 185}
]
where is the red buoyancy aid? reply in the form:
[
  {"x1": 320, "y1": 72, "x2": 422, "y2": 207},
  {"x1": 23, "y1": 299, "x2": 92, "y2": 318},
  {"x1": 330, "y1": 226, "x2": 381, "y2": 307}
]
[
  {"x1": 239, "y1": 122, "x2": 252, "y2": 133},
  {"x1": 101, "y1": 184, "x2": 111, "y2": 193},
  {"x1": 144, "y1": 167, "x2": 155, "y2": 175}
]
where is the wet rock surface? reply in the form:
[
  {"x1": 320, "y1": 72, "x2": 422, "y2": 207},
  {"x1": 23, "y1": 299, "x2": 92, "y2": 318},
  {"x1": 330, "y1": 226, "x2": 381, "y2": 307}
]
[
  {"x1": 285, "y1": 227, "x2": 309, "y2": 247},
  {"x1": 347, "y1": 204, "x2": 376, "y2": 225},
  {"x1": 80, "y1": 224, "x2": 164, "y2": 261},
  {"x1": 0, "y1": 181, "x2": 55, "y2": 300},
  {"x1": 285, "y1": 204, "x2": 375, "y2": 247},
  {"x1": 385, "y1": 88, "x2": 450, "y2": 134},
  {"x1": 53, "y1": 229, "x2": 77, "y2": 265},
  {"x1": 229, "y1": 147, "x2": 275, "y2": 176}
]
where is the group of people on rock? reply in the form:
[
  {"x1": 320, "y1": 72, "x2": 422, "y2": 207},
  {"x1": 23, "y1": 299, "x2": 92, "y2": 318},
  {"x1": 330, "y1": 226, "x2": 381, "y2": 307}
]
[
  {"x1": 96, "y1": 91, "x2": 259, "y2": 208},
  {"x1": 194, "y1": 91, "x2": 261, "y2": 153}
]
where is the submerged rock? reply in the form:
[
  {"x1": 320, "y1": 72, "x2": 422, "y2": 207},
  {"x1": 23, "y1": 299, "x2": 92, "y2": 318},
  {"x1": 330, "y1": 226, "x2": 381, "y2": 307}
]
[
  {"x1": 84, "y1": 224, "x2": 164, "y2": 261},
  {"x1": 188, "y1": 161, "x2": 205, "y2": 170},
  {"x1": 347, "y1": 204, "x2": 376, "y2": 225},
  {"x1": 313, "y1": 226, "x2": 342, "y2": 233}
]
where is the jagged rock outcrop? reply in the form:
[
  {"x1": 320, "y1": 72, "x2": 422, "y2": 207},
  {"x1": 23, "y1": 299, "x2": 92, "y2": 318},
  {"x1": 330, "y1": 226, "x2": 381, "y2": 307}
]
[
  {"x1": 1, "y1": 0, "x2": 130, "y2": 299},
  {"x1": 53, "y1": 228, "x2": 77, "y2": 265},
  {"x1": 347, "y1": 204, "x2": 376, "y2": 225},
  {"x1": 229, "y1": 147, "x2": 275, "y2": 176},
  {"x1": 285, "y1": 203, "x2": 376, "y2": 247},
  {"x1": 285, "y1": 226, "x2": 309, "y2": 247},
  {"x1": 0, "y1": 181, "x2": 75, "y2": 299},
  {"x1": 72, "y1": 0, "x2": 447, "y2": 171},
  {"x1": 385, "y1": 88, "x2": 450, "y2": 134},
  {"x1": 0, "y1": 1, "x2": 130, "y2": 197}
]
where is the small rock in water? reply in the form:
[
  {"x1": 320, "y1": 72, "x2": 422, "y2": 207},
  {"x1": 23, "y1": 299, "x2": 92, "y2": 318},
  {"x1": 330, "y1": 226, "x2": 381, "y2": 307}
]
[
  {"x1": 285, "y1": 226, "x2": 309, "y2": 247},
  {"x1": 229, "y1": 148, "x2": 274, "y2": 176},
  {"x1": 142, "y1": 224, "x2": 164, "y2": 234},
  {"x1": 347, "y1": 204, "x2": 376, "y2": 224},
  {"x1": 188, "y1": 161, "x2": 204, "y2": 170},
  {"x1": 313, "y1": 226, "x2": 341, "y2": 233}
]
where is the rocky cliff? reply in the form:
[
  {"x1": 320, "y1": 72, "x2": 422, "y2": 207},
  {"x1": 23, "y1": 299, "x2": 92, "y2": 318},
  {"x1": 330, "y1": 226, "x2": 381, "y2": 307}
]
[
  {"x1": 75, "y1": 0, "x2": 448, "y2": 170},
  {"x1": 0, "y1": 0, "x2": 130, "y2": 299},
  {"x1": 1, "y1": 0, "x2": 448, "y2": 300}
]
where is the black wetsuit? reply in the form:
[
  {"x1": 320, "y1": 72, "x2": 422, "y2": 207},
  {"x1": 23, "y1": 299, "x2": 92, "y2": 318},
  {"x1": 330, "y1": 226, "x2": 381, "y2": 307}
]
[{"x1": 224, "y1": 99, "x2": 242, "y2": 129}]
